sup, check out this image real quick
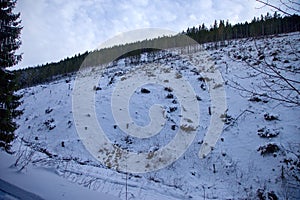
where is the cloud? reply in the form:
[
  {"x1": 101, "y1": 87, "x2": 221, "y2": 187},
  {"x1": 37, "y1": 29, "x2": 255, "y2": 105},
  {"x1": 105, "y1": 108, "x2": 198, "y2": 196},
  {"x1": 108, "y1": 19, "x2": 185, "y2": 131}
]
[{"x1": 13, "y1": 0, "x2": 276, "y2": 69}]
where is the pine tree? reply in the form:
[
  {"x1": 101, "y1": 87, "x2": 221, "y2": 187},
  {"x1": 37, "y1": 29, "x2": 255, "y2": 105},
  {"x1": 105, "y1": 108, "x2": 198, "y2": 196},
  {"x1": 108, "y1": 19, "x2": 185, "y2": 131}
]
[{"x1": 0, "y1": 0, "x2": 22, "y2": 153}]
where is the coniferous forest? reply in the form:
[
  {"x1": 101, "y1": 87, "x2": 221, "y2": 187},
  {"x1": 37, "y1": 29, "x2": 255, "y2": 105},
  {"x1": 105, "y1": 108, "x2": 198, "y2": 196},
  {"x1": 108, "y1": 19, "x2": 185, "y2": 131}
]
[{"x1": 15, "y1": 12, "x2": 300, "y2": 88}]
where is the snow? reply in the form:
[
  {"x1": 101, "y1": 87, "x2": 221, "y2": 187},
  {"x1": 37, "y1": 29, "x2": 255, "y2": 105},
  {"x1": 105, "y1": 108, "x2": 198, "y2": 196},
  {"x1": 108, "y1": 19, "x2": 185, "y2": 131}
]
[
  {"x1": 0, "y1": 152, "x2": 120, "y2": 200},
  {"x1": 0, "y1": 32, "x2": 299, "y2": 199}
]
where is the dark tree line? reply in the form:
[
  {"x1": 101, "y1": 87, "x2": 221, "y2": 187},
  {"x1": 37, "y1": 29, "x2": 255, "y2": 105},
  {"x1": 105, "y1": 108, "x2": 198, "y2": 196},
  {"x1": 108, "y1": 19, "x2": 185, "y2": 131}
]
[
  {"x1": 185, "y1": 12, "x2": 300, "y2": 44},
  {"x1": 15, "y1": 51, "x2": 89, "y2": 88},
  {"x1": 15, "y1": 34, "x2": 198, "y2": 88},
  {"x1": 15, "y1": 12, "x2": 300, "y2": 88}
]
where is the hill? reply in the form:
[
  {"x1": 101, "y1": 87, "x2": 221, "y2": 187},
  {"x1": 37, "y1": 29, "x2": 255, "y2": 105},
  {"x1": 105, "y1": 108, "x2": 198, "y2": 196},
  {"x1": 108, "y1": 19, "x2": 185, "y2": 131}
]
[{"x1": 5, "y1": 32, "x2": 300, "y2": 199}]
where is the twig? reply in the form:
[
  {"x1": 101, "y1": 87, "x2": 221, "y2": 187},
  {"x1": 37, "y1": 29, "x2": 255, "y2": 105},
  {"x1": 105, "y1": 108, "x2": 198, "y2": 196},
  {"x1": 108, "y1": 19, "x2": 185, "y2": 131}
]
[
  {"x1": 223, "y1": 109, "x2": 254, "y2": 131},
  {"x1": 256, "y1": 0, "x2": 293, "y2": 16}
]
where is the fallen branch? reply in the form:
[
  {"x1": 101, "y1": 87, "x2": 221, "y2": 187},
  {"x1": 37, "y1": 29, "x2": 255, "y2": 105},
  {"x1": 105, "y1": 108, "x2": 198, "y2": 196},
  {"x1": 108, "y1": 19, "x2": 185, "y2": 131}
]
[{"x1": 223, "y1": 109, "x2": 255, "y2": 131}]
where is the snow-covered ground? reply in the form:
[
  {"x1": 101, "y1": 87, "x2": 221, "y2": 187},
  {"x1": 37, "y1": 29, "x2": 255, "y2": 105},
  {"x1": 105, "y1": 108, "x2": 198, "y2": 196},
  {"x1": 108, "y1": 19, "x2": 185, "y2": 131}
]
[
  {"x1": 0, "y1": 152, "x2": 120, "y2": 200},
  {"x1": 1, "y1": 32, "x2": 300, "y2": 199}
]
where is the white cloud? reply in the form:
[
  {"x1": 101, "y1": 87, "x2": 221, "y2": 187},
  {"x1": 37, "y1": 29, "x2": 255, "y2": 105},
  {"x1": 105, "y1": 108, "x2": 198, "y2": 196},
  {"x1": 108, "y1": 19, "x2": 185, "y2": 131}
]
[{"x1": 13, "y1": 0, "x2": 277, "y2": 69}]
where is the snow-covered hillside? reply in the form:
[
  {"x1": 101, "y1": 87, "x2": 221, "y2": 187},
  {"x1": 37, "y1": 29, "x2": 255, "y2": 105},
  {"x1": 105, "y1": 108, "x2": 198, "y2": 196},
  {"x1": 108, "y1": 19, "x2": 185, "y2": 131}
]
[{"x1": 2, "y1": 32, "x2": 300, "y2": 199}]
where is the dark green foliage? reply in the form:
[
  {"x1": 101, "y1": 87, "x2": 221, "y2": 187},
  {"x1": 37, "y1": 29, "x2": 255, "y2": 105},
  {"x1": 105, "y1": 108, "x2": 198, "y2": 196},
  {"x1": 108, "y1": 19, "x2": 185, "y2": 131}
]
[
  {"x1": 0, "y1": 0, "x2": 22, "y2": 67},
  {"x1": 15, "y1": 52, "x2": 89, "y2": 88},
  {"x1": 0, "y1": 0, "x2": 23, "y2": 152},
  {"x1": 117, "y1": 48, "x2": 159, "y2": 60},
  {"x1": 185, "y1": 12, "x2": 300, "y2": 43}
]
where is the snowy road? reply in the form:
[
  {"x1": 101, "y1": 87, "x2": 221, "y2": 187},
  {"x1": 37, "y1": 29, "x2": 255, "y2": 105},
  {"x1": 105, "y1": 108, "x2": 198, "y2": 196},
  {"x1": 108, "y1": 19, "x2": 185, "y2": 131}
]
[
  {"x1": 0, "y1": 178, "x2": 44, "y2": 200},
  {"x1": 0, "y1": 152, "x2": 121, "y2": 200}
]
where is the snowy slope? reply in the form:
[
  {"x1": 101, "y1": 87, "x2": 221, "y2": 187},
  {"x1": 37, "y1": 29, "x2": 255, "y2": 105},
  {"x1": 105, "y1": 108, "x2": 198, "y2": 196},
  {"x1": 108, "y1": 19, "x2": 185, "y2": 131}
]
[{"x1": 2, "y1": 32, "x2": 300, "y2": 199}]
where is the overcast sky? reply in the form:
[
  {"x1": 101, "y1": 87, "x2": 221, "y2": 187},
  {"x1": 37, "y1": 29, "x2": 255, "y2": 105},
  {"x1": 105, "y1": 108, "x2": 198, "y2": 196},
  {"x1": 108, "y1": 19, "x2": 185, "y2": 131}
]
[{"x1": 14, "y1": 0, "x2": 278, "y2": 69}]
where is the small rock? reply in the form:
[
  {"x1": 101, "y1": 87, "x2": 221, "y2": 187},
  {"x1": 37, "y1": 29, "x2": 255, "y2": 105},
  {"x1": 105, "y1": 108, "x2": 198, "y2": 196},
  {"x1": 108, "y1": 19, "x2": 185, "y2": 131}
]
[{"x1": 141, "y1": 88, "x2": 150, "y2": 93}]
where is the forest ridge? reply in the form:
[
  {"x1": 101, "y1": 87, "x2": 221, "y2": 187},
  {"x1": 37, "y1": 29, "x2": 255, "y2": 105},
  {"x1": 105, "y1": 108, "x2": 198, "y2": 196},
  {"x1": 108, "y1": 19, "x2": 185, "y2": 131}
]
[{"x1": 15, "y1": 12, "x2": 300, "y2": 88}]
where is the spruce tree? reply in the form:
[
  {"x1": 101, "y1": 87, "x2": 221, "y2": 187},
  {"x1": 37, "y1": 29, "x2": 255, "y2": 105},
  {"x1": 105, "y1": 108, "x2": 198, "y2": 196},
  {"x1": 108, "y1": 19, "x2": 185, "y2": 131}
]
[{"x1": 0, "y1": 0, "x2": 22, "y2": 153}]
